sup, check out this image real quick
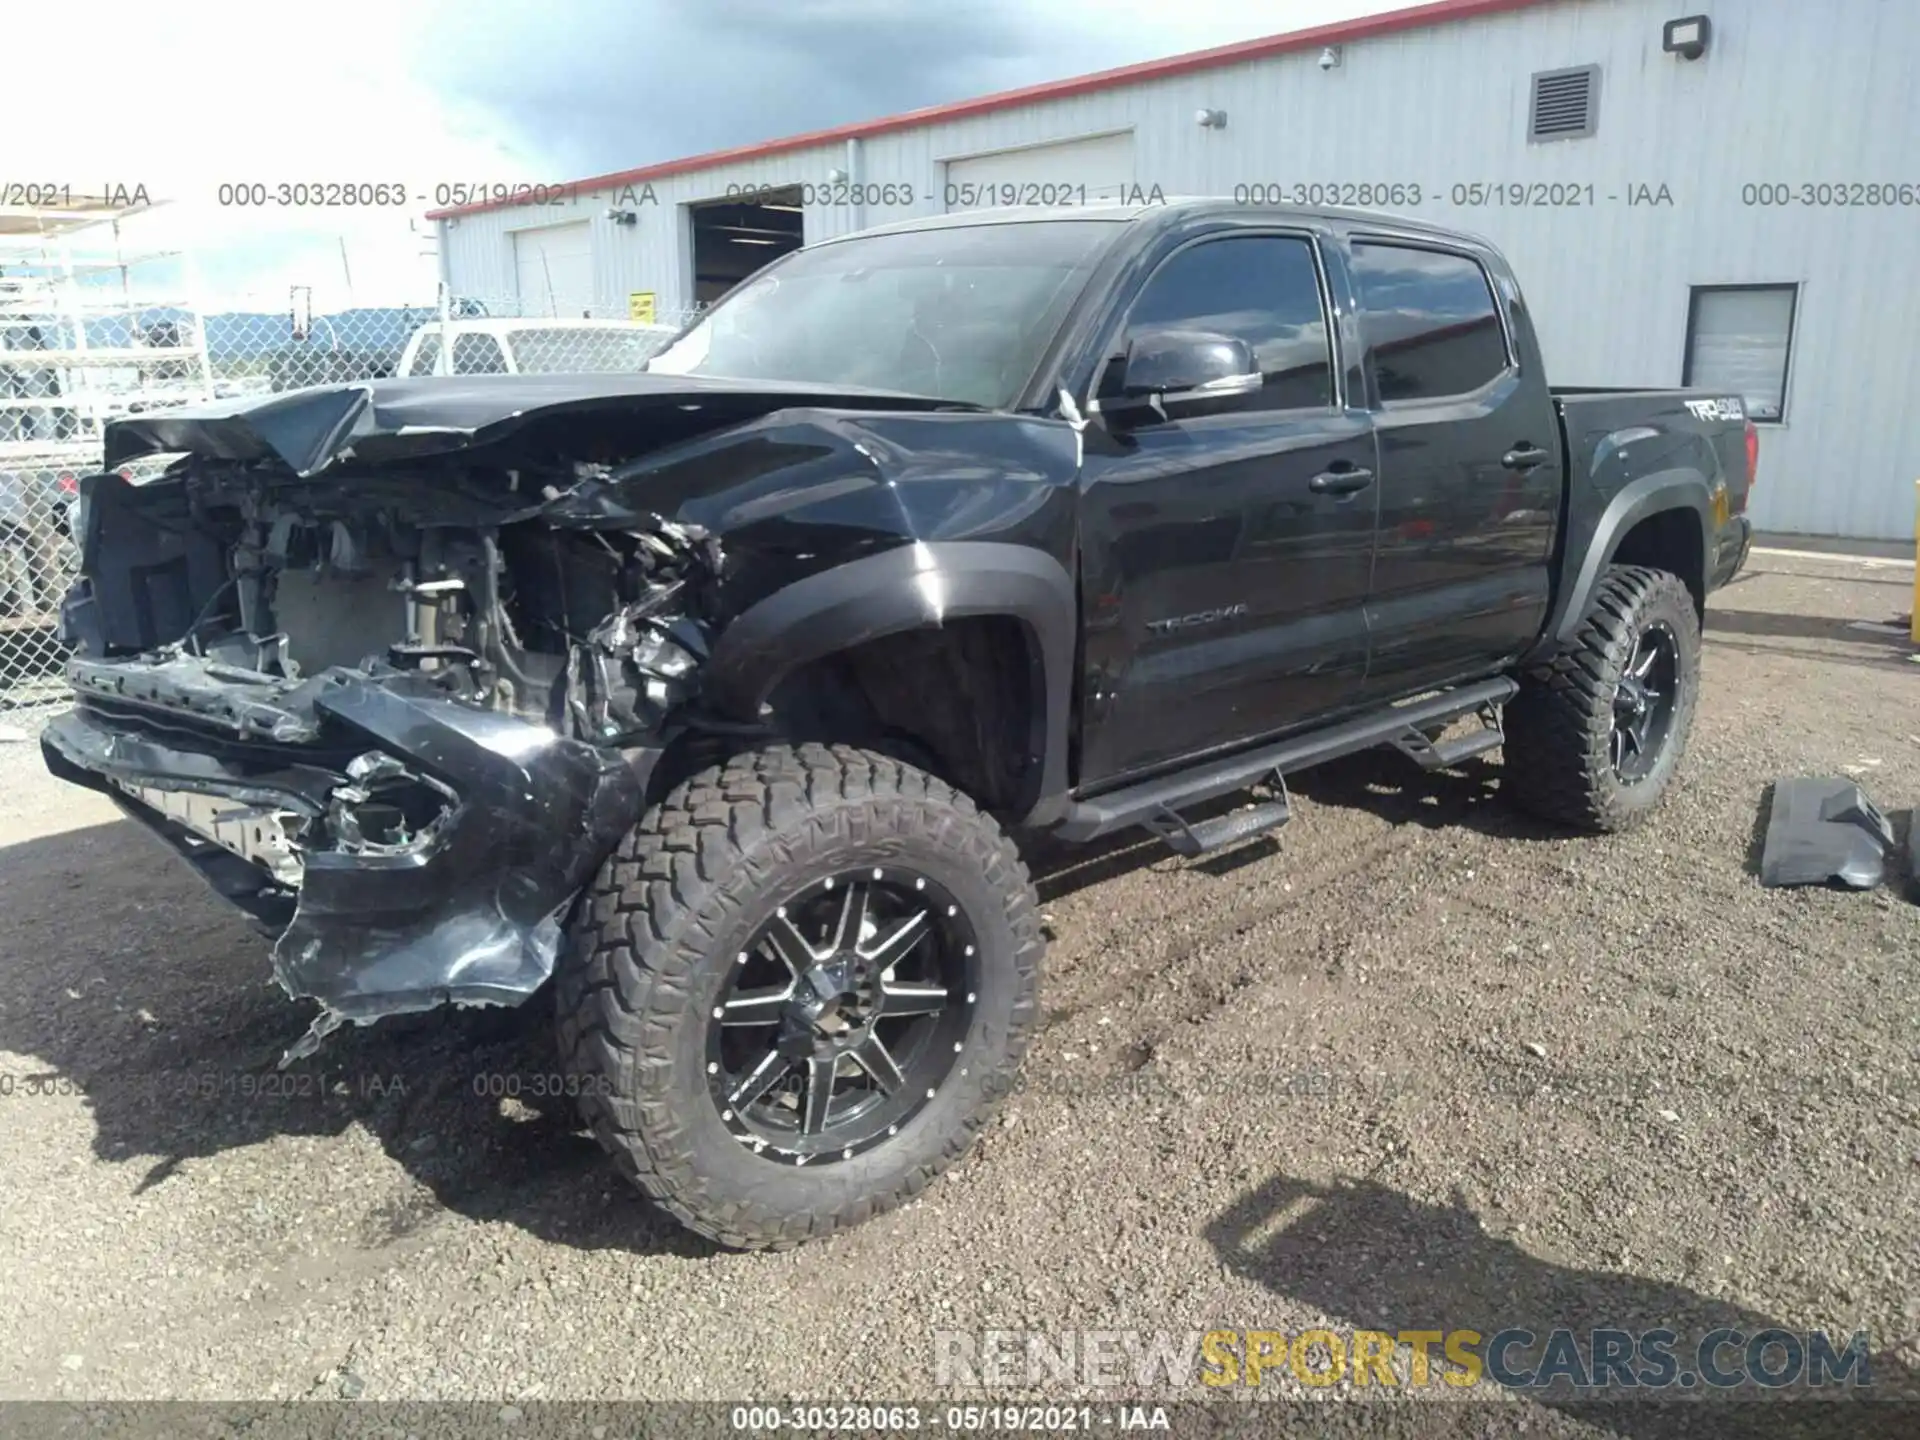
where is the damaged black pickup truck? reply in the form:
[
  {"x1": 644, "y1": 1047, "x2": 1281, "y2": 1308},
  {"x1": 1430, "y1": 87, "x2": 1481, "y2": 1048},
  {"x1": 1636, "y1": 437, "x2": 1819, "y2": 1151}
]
[{"x1": 42, "y1": 201, "x2": 1756, "y2": 1248}]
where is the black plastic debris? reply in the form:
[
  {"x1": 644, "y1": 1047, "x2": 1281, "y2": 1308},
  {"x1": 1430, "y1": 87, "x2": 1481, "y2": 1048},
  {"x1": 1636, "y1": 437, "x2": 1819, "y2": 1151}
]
[{"x1": 1758, "y1": 777, "x2": 1896, "y2": 889}]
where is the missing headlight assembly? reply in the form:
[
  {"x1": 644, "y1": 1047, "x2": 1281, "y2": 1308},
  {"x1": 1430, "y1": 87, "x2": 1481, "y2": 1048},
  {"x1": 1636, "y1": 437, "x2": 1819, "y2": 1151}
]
[{"x1": 568, "y1": 518, "x2": 720, "y2": 744}]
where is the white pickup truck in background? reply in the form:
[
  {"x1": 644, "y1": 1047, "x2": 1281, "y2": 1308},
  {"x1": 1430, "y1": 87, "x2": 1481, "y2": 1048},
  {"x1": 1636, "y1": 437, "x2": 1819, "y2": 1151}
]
[{"x1": 397, "y1": 317, "x2": 680, "y2": 377}]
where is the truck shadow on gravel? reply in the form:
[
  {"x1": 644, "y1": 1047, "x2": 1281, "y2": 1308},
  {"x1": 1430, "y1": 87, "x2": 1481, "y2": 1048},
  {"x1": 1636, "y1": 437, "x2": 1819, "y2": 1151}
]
[
  {"x1": 1027, "y1": 752, "x2": 1561, "y2": 904},
  {"x1": 1285, "y1": 752, "x2": 1566, "y2": 841},
  {"x1": 0, "y1": 819, "x2": 715, "y2": 1258},
  {"x1": 1205, "y1": 1172, "x2": 1917, "y2": 1437},
  {"x1": 1705, "y1": 609, "x2": 1911, "y2": 646}
]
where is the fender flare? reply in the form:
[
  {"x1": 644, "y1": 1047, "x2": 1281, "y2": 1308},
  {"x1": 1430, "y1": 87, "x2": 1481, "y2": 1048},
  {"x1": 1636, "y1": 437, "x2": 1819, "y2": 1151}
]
[
  {"x1": 702, "y1": 541, "x2": 1078, "y2": 824},
  {"x1": 1529, "y1": 472, "x2": 1714, "y2": 661}
]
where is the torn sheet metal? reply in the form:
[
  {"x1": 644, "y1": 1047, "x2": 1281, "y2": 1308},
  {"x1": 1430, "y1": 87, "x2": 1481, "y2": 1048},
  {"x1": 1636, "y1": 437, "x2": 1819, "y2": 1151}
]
[
  {"x1": 271, "y1": 684, "x2": 648, "y2": 1047},
  {"x1": 42, "y1": 671, "x2": 650, "y2": 1060},
  {"x1": 103, "y1": 373, "x2": 969, "y2": 478},
  {"x1": 567, "y1": 518, "x2": 720, "y2": 743},
  {"x1": 1758, "y1": 777, "x2": 1896, "y2": 889}
]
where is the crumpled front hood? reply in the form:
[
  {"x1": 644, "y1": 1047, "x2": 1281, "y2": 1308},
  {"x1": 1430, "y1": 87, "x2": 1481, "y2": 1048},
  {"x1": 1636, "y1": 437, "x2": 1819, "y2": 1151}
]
[{"x1": 103, "y1": 372, "x2": 972, "y2": 478}]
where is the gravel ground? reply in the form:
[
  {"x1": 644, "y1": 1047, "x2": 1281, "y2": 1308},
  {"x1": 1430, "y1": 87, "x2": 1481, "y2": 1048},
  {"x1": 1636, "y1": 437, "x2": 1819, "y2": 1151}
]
[{"x1": 1, "y1": 550, "x2": 1917, "y2": 1427}]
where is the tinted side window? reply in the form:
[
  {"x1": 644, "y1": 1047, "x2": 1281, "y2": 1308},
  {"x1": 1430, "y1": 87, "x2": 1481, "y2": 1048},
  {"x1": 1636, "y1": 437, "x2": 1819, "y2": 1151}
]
[
  {"x1": 451, "y1": 333, "x2": 509, "y2": 375},
  {"x1": 1350, "y1": 243, "x2": 1509, "y2": 403},
  {"x1": 407, "y1": 333, "x2": 441, "y2": 376},
  {"x1": 1116, "y1": 236, "x2": 1334, "y2": 411}
]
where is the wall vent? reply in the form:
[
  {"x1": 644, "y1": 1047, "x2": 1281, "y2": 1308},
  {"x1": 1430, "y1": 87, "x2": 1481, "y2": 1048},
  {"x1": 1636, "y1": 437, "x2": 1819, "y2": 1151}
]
[{"x1": 1529, "y1": 64, "x2": 1600, "y2": 141}]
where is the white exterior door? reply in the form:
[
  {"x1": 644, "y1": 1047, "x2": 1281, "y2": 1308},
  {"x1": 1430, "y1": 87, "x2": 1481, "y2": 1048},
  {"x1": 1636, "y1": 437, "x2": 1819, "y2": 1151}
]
[
  {"x1": 512, "y1": 223, "x2": 595, "y2": 317},
  {"x1": 943, "y1": 132, "x2": 1137, "y2": 210}
]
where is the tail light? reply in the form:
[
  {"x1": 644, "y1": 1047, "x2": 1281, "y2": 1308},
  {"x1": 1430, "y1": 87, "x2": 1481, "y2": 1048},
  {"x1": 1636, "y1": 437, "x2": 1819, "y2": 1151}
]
[{"x1": 1744, "y1": 419, "x2": 1759, "y2": 487}]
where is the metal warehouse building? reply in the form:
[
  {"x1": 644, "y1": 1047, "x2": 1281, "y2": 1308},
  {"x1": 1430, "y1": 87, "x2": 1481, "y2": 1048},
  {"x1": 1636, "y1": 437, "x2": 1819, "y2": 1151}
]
[{"x1": 433, "y1": 0, "x2": 1920, "y2": 540}]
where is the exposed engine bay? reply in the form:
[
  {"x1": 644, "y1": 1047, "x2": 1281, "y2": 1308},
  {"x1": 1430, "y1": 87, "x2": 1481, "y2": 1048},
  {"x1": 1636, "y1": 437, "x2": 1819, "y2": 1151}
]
[
  {"x1": 67, "y1": 456, "x2": 720, "y2": 747},
  {"x1": 46, "y1": 453, "x2": 724, "y2": 1059}
]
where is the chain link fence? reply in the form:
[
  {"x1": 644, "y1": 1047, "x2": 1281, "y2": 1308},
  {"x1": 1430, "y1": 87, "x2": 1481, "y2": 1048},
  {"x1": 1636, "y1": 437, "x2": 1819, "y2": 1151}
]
[{"x1": 0, "y1": 290, "x2": 702, "y2": 753}]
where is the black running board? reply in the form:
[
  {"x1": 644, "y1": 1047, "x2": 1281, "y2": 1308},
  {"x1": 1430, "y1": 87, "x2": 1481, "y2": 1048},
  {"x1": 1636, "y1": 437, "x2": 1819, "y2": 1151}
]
[
  {"x1": 1057, "y1": 678, "x2": 1518, "y2": 843},
  {"x1": 1142, "y1": 774, "x2": 1292, "y2": 857},
  {"x1": 1391, "y1": 702, "x2": 1505, "y2": 770}
]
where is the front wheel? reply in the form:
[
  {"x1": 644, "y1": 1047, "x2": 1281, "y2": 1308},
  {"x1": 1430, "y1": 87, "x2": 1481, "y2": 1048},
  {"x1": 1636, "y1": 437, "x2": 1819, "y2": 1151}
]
[
  {"x1": 1503, "y1": 565, "x2": 1701, "y2": 832},
  {"x1": 554, "y1": 743, "x2": 1043, "y2": 1249}
]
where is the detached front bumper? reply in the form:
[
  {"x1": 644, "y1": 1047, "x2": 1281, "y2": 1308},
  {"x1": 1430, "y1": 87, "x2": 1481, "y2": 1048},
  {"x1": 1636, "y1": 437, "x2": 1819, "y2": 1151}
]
[{"x1": 42, "y1": 665, "x2": 649, "y2": 1049}]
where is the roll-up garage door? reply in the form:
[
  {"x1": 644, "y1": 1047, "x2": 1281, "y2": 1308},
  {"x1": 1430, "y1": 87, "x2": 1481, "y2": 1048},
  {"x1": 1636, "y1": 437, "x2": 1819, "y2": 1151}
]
[
  {"x1": 943, "y1": 132, "x2": 1136, "y2": 210},
  {"x1": 513, "y1": 222, "x2": 595, "y2": 317}
]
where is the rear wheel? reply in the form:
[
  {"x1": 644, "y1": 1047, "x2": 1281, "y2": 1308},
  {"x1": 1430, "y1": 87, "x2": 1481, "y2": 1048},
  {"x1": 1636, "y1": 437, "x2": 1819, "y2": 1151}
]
[
  {"x1": 555, "y1": 743, "x2": 1042, "y2": 1249},
  {"x1": 1503, "y1": 565, "x2": 1700, "y2": 832}
]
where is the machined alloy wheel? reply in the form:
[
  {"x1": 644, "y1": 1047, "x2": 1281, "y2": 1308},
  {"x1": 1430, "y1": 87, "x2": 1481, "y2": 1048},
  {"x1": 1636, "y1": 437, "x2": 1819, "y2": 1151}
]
[
  {"x1": 709, "y1": 866, "x2": 979, "y2": 1164},
  {"x1": 1609, "y1": 620, "x2": 1680, "y2": 781}
]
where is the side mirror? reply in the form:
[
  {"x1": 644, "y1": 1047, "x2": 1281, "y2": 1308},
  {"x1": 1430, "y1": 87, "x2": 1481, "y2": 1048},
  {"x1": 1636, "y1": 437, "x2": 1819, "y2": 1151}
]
[{"x1": 1112, "y1": 328, "x2": 1262, "y2": 421}]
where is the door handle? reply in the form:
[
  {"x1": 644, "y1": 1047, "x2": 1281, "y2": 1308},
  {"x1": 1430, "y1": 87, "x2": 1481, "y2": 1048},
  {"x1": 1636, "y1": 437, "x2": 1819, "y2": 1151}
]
[
  {"x1": 1309, "y1": 466, "x2": 1374, "y2": 495},
  {"x1": 1502, "y1": 444, "x2": 1551, "y2": 470}
]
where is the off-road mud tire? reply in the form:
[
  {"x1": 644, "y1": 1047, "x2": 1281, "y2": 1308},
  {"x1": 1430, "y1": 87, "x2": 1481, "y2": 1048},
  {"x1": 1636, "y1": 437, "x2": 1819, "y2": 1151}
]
[
  {"x1": 1503, "y1": 565, "x2": 1700, "y2": 832},
  {"x1": 555, "y1": 743, "x2": 1042, "y2": 1249}
]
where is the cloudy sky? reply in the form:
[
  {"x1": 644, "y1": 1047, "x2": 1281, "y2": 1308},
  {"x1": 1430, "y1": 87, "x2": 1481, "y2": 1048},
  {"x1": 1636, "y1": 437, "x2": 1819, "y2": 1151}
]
[{"x1": 15, "y1": 0, "x2": 1406, "y2": 308}]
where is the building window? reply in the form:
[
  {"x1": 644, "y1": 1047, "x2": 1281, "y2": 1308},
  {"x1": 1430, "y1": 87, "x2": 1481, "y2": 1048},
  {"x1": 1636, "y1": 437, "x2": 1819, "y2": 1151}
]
[
  {"x1": 1349, "y1": 243, "x2": 1512, "y2": 404},
  {"x1": 1683, "y1": 284, "x2": 1798, "y2": 421},
  {"x1": 1529, "y1": 64, "x2": 1600, "y2": 142}
]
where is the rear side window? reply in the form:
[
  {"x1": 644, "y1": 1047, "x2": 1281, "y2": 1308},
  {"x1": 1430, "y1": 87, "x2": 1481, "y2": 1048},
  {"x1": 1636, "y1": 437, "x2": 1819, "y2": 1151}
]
[
  {"x1": 1350, "y1": 243, "x2": 1510, "y2": 403},
  {"x1": 451, "y1": 333, "x2": 509, "y2": 375},
  {"x1": 1114, "y1": 235, "x2": 1335, "y2": 411}
]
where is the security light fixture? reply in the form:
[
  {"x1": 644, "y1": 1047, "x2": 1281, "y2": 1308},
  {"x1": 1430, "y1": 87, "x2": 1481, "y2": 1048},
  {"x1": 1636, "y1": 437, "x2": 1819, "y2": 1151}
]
[
  {"x1": 606, "y1": 208, "x2": 638, "y2": 225},
  {"x1": 1195, "y1": 107, "x2": 1228, "y2": 128},
  {"x1": 825, "y1": 167, "x2": 850, "y2": 183},
  {"x1": 1663, "y1": 14, "x2": 1711, "y2": 60},
  {"x1": 1318, "y1": 45, "x2": 1343, "y2": 70}
]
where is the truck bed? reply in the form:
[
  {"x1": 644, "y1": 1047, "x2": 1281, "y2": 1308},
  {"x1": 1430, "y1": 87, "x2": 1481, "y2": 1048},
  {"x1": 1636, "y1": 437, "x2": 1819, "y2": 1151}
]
[{"x1": 1552, "y1": 386, "x2": 1757, "y2": 601}]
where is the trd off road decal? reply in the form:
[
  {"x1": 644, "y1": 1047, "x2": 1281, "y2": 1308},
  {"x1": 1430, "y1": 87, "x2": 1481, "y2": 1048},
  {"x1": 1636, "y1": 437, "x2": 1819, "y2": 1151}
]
[{"x1": 1684, "y1": 396, "x2": 1745, "y2": 422}]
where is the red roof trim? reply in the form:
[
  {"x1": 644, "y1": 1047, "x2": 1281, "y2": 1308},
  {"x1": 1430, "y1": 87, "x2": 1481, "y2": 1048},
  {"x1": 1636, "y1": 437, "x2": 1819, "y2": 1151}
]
[{"x1": 428, "y1": 0, "x2": 1552, "y2": 220}]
